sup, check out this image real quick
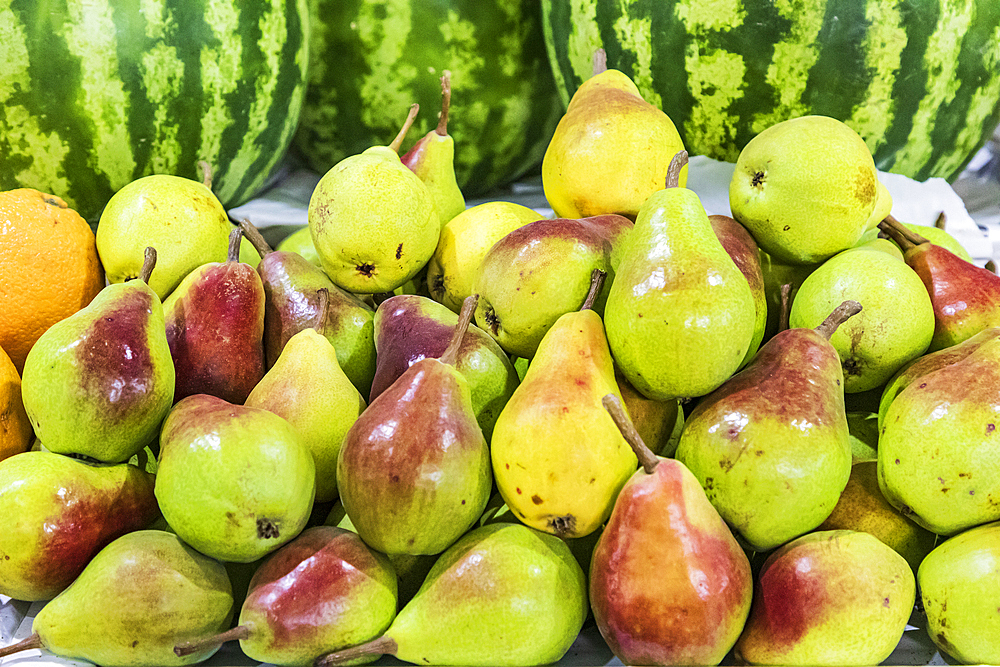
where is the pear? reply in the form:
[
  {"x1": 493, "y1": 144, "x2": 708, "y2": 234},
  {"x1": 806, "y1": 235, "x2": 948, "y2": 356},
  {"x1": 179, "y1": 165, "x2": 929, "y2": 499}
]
[
  {"x1": 20, "y1": 247, "x2": 175, "y2": 463},
  {"x1": 163, "y1": 226, "x2": 266, "y2": 404},
  {"x1": 174, "y1": 526, "x2": 397, "y2": 667},
  {"x1": 615, "y1": 368, "x2": 682, "y2": 457},
  {"x1": 918, "y1": 520, "x2": 1000, "y2": 664},
  {"x1": 818, "y1": 460, "x2": 936, "y2": 572},
  {"x1": 730, "y1": 115, "x2": 880, "y2": 265},
  {"x1": 245, "y1": 289, "x2": 366, "y2": 503},
  {"x1": 314, "y1": 522, "x2": 587, "y2": 667},
  {"x1": 885, "y1": 212, "x2": 974, "y2": 262},
  {"x1": 474, "y1": 213, "x2": 633, "y2": 358},
  {"x1": 710, "y1": 213, "x2": 767, "y2": 368},
  {"x1": 0, "y1": 530, "x2": 233, "y2": 667},
  {"x1": 275, "y1": 225, "x2": 322, "y2": 266},
  {"x1": 759, "y1": 250, "x2": 818, "y2": 343},
  {"x1": 734, "y1": 530, "x2": 915, "y2": 666},
  {"x1": 591, "y1": 395, "x2": 753, "y2": 665},
  {"x1": 336, "y1": 296, "x2": 492, "y2": 556},
  {"x1": 425, "y1": 200, "x2": 541, "y2": 312},
  {"x1": 241, "y1": 219, "x2": 376, "y2": 397},
  {"x1": 877, "y1": 328, "x2": 1000, "y2": 535},
  {"x1": 862, "y1": 177, "x2": 894, "y2": 230},
  {"x1": 491, "y1": 270, "x2": 637, "y2": 539},
  {"x1": 154, "y1": 394, "x2": 316, "y2": 562},
  {"x1": 789, "y1": 242, "x2": 935, "y2": 392},
  {"x1": 308, "y1": 104, "x2": 440, "y2": 294},
  {"x1": 847, "y1": 411, "x2": 880, "y2": 461},
  {"x1": 542, "y1": 48, "x2": 686, "y2": 220},
  {"x1": 96, "y1": 173, "x2": 232, "y2": 299},
  {"x1": 880, "y1": 215, "x2": 1000, "y2": 350},
  {"x1": 0, "y1": 450, "x2": 160, "y2": 601},
  {"x1": 401, "y1": 70, "x2": 466, "y2": 226},
  {"x1": 674, "y1": 301, "x2": 860, "y2": 551},
  {"x1": 605, "y1": 151, "x2": 756, "y2": 401}
]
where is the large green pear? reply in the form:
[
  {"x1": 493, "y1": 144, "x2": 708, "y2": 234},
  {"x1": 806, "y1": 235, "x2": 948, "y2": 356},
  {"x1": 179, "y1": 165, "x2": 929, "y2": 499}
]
[{"x1": 605, "y1": 153, "x2": 756, "y2": 401}]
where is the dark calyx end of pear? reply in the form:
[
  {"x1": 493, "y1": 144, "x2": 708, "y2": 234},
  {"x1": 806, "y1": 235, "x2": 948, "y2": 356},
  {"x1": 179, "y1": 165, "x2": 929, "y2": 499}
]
[
  {"x1": 315, "y1": 636, "x2": 398, "y2": 667},
  {"x1": 592, "y1": 48, "x2": 608, "y2": 76},
  {"x1": 436, "y1": 71, "x2": 451, "y2": 136},
  {"x1": 239, "y1": 218, "x2": 272, "y2": 258},
  {"x1": 227, "y1": 226, "x2": 242, "y2": 263},
  {"x1": 666, "y1": 151, "x2": 689, "y2": 189},
  {"x1": 602, "y1": 394, "x2": 658, "y2": 475},
  {"x1": 440, "y1": 294, "x2": 479, "y2": 366},
  {"x1": 814, "y1": 300, "x2": 863, "y2": 340},
  {"x1": 580, "y1": 269, "x2": 607, "y2": 311},
  {"x1": 138, "y1": 246, "x2": 157, "y2": 284},
  {"x1": 372, "y1": 291, "x2": 394, "y2": 307},
  {"x1": 389, "y1": 103, "x2": 420, "y2": 154},
  {"x1": 174, "y1": 625, "x2": 251, "y2": 657},
  {"x1": 0, "y1": 633, "x2": 43, "y2": 658},
  {"x1": 199, "y1": 160, "x2": 214, "y2": 190},
  {"x1": 257, "y1": 518, "x2": 280, "y2": 539},
  {"x1": 313, "y1": 288, "x2": 330, "y2": 332},
  {"x1": 878, "y1": 214, "x2": 928, "y2": 251},
  {"x1": 778, "y1": 283, "x2": 793, "y2": 333}
]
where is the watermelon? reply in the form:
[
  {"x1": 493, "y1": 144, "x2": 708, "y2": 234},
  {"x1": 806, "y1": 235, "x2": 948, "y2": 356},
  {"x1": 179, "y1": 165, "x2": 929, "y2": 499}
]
[
  {"x1": 294, "y1": 0, "x2": 563, "y2": 196},
  {"x1": 542, "y1": 0, "x2": 1000, "y2": 182},
  {"x1": 0, "y1": 0, "x2": 309, "y2": 223}
]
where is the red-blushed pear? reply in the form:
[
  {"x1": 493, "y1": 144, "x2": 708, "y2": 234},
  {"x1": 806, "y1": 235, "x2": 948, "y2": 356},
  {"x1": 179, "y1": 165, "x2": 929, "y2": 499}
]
[
  {"x1": 590, "y1": 394, "x2": 753, "y2": 665},
  {"x1": 709, "y1": 214, "x2": 767, "y2": 368},
  {"x1": 880, "y1": 215, "x2": 1000, "y2": 351},
  {"x1": 174, "y1": 526, "x2": 397, "y2": 667},
  {"x1": 336, "y1": 295, "x2": 492, "y2": 556},
  {"x1": 240, "y1": 219, "x2": 376, "y2": 397},
  {"x1": 163, "y1": 227, "x2": 265, "y2": 404},
  {"x1": 0, "y1": 451, "x2": 160, "y2": 601},
  {"x1": 734, "y1": 530, "x2": 915, "y2": 665},
  {"x1": 401, "y1": 70, "x2": 465, "y2": 226}
]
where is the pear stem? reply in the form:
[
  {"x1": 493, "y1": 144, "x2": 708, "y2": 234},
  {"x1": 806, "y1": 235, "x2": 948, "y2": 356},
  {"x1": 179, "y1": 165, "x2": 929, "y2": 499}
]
[
  {"x1": 315, "y1": 636, "x2": 398, "y2": 667},
  {"x1": 389, "y1": 104, "x2": 420, "y2": 154},
  {"x1": 174, "y1": 625, "x2": 251, "y2": 657},
  {"x1": 239, "y1": 218, "x2": 273, "y2": 258},
  {"x1": 778, "y1": 283, "x2": 792, "y2": 333},
  {"x1": 228, "y1": 226, "x2": 242, "y2": 263},
  {"x1": 935, "y1": 211, "x2": 947, "y2": 230},
  {"x1": 592, "y1": 48, "x2": 608, "y2": 76},
  {"x1": 199, "y1": 160, "x2": 213, "y2": 190},
  {"x1": 139, "y1": 247, "x2": 157, "y2": 284},
  {"x1": 814, "y1": 300, "x2": 863, "y2": 340},
  {"x1": 879, "y1": 215, "x2": 928, "y2": 250},
  {"x1": 602, "y1": 394, "x2": 658, "y2": 475},
  {"x1": 313, "y1": 288, "x2": 330, "y2": 333},
  {"x1": 0, "y1": 633, "x2": 44, "y2": 658},
  {"x1": 666, "y1": 151, "x2": 688, "y2": 189},
  {"x1": 436, "y1": 71, "x2": 451, "y2": 136},
  {"x1": 440, "y1": 294, "x2": 478, "y2": 367},
  {"x1": 580, "y1": 269, "x2": 607, "y2": 311}
]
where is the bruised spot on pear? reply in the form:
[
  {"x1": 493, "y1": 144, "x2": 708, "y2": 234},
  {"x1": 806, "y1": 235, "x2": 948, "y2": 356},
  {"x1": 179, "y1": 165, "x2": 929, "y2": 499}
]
[{"x1": 855, "y1": 165, "x2": 877, "y2": 203}]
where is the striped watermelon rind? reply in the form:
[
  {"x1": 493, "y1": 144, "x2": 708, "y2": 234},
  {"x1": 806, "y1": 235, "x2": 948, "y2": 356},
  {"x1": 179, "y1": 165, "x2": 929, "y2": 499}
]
[
  {"x1": 541, "y1": 0, "x2": 1000, "y2": 183},
  {"x1": 293, "y1": 0, "x2": 564, "y2": 197},
  {"x1": 0, "y1": 0, "x2": 310, "y2": 223}
]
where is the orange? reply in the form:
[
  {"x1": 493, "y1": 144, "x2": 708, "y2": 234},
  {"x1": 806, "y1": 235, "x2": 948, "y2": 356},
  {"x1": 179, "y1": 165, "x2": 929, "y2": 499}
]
[
  {"x1": 0, "y1": 344, "x2": 32, "y2": 463},
  {"x1": 0, "y1": 189, "x2": 105, "y2": 373}
]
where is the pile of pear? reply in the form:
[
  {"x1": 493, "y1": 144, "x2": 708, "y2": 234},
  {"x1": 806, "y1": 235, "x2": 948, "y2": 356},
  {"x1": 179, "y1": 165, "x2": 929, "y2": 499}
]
[{"x1": 3, "y1": 61, "x2": 1000, "y2": 667}]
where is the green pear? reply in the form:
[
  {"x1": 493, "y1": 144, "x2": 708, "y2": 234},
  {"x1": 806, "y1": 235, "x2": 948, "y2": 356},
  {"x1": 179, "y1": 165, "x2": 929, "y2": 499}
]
[
  {"x1": 790, "y1": 243, "x2": 935, "y2": 392},
  {"x1": 846, "y1": 411, "x2": 880, "y2": 461},
  {"x1": 605, "y1": 152, "x2": 756, "y2": 400},
  {"x1": 314, "y1": 522, "x2": 587, "y2": 667},
  {"x1": 734, "y1": 530, "x2": 915, "y2": 665},
  {"x1": 308, "y1": 104, "x2": 440, "y2": 294},
  {"x1": 818, "y1": 460, "x2": 937, "y2": 572},
  {"x1": 97, "y1": 174, "x2": 232, "y2": 299},
  {"x1": 918, "y1": 520, "x2": 1000, "y2": 664},
  {"x1": 0, "y1": 451, "x2": 160, "y2": 601},
  {"x1": 730, "y1": 115, "x2": 880, "y2": 265},
  {"x1": 614, "y1": 368, "x2": 682, "y2": 457},
  {"x1": 275, "y1": 225, "x2": 322, "y2": 266},
  {"x1": 155, "y1": 394, "x2": 316, "y2": 562},
  {"x1": 885, "y1": 214, "x2": 973, "y2": 262},
  {"x1": 425, "y1": 201, "x2": 541, "y2": 312},
  {"x1": 0, "y1": 530, "x2": 233, "y2": 667},
  {"x1": 401, "y1": 71, "x2": 466, "y2": 226},
  {"x1": 759, "y1": 249, "x2": 818, "y2": 343},
  {"x1": 877, "y1": 330, "x2": 1000, "y2": 535},
  {"x1": 862, "y1": 178, "x2": 893, "y2": 230},
  {"x1": 674, "y1": 301, "x2": 860, "y2": 551},
  {"x1": 245, "y1": 295, "x2": 366, "y2": 503},
  {"x1": 21, "y1": 248, "x2": 175, "y2": 463}
]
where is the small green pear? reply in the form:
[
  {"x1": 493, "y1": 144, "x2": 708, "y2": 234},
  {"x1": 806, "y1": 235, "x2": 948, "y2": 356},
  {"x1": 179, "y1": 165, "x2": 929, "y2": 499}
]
[{"x1": 275, "y1": 226, "x2": 322, "y2": 266}]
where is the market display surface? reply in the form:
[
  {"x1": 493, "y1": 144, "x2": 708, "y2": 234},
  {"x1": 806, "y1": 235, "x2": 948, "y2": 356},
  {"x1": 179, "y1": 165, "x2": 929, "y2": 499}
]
[{"x1": 2, "y1": 2, "x2": 1000, "y2": 667}]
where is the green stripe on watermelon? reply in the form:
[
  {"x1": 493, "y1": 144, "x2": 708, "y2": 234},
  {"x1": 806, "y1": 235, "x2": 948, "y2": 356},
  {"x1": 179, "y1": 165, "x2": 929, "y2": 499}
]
[
  {"x1": 294, "y1": 0, "x2": 563, "y2": 197},
  {"x1": 0, "y1": 0, "x2": 308, "y2": 223},
  {"x1": 542, "y1": 0, "x2": 1000, "y2": 182}
]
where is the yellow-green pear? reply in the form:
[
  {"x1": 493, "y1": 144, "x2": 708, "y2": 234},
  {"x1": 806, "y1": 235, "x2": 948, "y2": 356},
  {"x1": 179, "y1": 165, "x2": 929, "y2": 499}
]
[{"x1": 275, "y1": 226, "x2": 322, "y2": 267}]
